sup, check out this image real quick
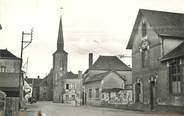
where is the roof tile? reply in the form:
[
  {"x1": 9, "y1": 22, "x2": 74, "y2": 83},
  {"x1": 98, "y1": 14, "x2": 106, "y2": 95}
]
[
  {"x1": 90, "y1": 56, "x2": 131, "y2": 71},
  {"x1": 0, "y1": 49, "x2": 20, "y2": 59}
]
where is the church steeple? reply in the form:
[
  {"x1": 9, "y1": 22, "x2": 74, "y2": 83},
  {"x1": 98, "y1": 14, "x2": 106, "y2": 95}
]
[{"x1": 57, "y1": 16, "x2": 64, "y2": 51}]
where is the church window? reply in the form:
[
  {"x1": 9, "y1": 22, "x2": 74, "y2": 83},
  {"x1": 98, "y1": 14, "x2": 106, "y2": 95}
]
[
  {"x1": 169, "y1": 59, "x2": 182, "y2": 95},
  {"x1": 141, "y1": 48, "x2": 149, "y2": 68}
]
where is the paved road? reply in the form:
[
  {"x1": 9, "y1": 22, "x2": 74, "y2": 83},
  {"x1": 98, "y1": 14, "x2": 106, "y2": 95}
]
[{"x1": 26, "y1": 101, "x2": 183, "y2": 116}]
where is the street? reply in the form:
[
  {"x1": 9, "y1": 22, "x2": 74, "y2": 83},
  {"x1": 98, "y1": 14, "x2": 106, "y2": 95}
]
[{"x1": 26, "y1": 101, "x2": 183, "y2": 116}]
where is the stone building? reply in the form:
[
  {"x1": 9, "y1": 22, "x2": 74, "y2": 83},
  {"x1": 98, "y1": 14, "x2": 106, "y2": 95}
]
[
  {"x1": 63, "y1": 71, "x2": 82, "y2": 105},
  {"x1": 25, "y1": 76, "x2": 42, "y2": 101},
  {"x1": 0, "y1": 49, "x2": 21, "y2": 111},
  {"x1": 52, "y1": 15, "x2": 68, "y2": 103},
  {"x1": 126, "y1": 9, "x2": 184, "y2": 112},
  {"x1": 39, "y1": 14, "x2": 83, "y2": 104},
  {"x1": 83, "y1": 54, "x2": 132, "y2": 106},
  {"x1": 39, "y1": 70, "x2": 53, "y2": 101}
]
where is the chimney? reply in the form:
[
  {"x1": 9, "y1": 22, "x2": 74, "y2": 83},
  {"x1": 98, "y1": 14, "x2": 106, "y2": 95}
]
[
  {"x1": 37, "y1": 75, "x2": 40, "y2": 79},
  {"x1": 78, "y1": 70, "x2": 82, "y2": 78},
  {"x1": 89, "y1": 53, "x2": 93, "y2": 68}
]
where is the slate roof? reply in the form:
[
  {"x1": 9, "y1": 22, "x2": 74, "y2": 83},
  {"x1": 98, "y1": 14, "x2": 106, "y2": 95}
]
[
  {"x1": 63, "y1": 71, "x2": 78, "y2": 79},
  {"x1": 0, "y1": 49, "x2": 20, "y2": 59},
  {"x1": 84, "y1": 71, "x2": 125, "y2": 84},
  {"x1": 161, "y1": 41, "x2": 184, "y2": 61},
  {"x1": 89, "y1": 56, "x2": 131, "y2": 71},
  {"x1": 127, "y1": 9, "x2": 184, "y2": 49}
]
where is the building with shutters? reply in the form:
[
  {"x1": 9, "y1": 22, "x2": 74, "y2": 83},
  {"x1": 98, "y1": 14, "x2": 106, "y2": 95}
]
[{"x1": 63, "y1": 71, "x2": 82, "y2": 105}]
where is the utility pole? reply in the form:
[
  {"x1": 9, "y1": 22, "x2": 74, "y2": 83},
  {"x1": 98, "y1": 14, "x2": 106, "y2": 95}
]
[
  {"x1": 19, "y1": 28, "x2": 33, "y2": 109},
  {"x1": 0, "y1": 24, "x2": 2, "y2": 30}
]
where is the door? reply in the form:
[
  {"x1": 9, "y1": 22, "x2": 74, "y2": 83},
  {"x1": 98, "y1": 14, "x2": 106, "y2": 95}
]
[
  {"x1": 135, "y1": 83, "x2": 141, "y2": 102},
  {"x1": 82, "y1": 92, "x2": 87, "y2": 105},
  {"x1": 150, "y1": 81, "x2": 155, "y2": 110}
]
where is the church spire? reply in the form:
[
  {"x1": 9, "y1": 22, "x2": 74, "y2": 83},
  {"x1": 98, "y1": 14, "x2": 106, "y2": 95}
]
[{"x1": 57, "y1": 16, "x2": 64, "y2": 51}]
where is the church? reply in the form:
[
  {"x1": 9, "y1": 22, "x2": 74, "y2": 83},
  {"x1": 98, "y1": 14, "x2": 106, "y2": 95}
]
[{"x1": 39, "y1": 15, "x2": 82, "y2": 104}]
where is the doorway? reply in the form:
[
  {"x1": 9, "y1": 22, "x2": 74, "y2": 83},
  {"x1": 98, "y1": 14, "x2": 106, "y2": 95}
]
[
  {"x1": 82, "y1": 92, "x2": 87, "y2": 105},
  {"x1": 135, "y1": 83, "x2": 141, "y2": 103},
  {"x1": 150, "y1": 81, "x2": 155, "y2": 110}
]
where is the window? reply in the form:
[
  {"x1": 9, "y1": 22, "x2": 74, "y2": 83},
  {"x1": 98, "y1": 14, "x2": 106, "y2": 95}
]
[
  {"x1": 88, "y1": 89, "x2": 92, "y2": 98},
  {"x1": 142, "y1": 23, "x2": 147, "y2": 37},
  {"x1": 141, "y1": 48, "x2": 148, "y2": 68},
  {"x1": 71, "y1": 95, "x2": 75, "y2": 100},
  {"x1": 102, "y1": 94, "x2": 104, "y2": 99},
  {"x1": 71, "y1": 83, "x2": 75, "y2": 89},
  {"x1": 95, "y1": 88, "x2": 99, "y2": 98},
  {"x1": 66, "y1": 84, "x2": 69, "y2": 90},
  {"x1": 169, "y1": 59, "x2": 182, "y2": 95},
  {"x1": 0, "y1": 66, "x2": 6, "y2": 72}
]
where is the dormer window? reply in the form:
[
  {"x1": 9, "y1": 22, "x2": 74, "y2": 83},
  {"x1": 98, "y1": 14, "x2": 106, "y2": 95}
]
[{"x1": 142, "y1": 22, "x2": 147, "y2": 37}]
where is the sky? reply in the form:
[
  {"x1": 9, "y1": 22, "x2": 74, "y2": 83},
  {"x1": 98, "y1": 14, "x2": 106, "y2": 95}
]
[{"x1": 1, "y1": 0, "x2": 184, "y2": 78}]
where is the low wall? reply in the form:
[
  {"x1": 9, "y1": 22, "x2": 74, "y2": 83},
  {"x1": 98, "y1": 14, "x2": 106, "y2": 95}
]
[{"x1": 6, "y1": 97, "x2": 19, "y2": 112}]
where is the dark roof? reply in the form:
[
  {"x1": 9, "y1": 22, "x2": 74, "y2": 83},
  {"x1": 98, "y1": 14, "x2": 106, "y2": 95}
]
[
  {"x1": 127, "y1": 9, "x2": 184, "y2": 49},
  {"x1": 53, "y1": 50, "x2": 68, "y2": 55},
  {"x1": 161, "y1": 41, "x2": 184, "y2": 61},
  {"x1": 84, "y1": 71, "x2": 109, "y2": 84},
  {"x1": 0, "y1": 49, "x2": 20, "y2": 59},
  {"x1": 90, "y1": 56, "x2": 131, "y2": 71},
  {"x1": 84, "y1": 71, "x2": 125, "y2": 84},
  {"x1": 63, "y1": 71, "x2": 78, "y2": 79}
]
